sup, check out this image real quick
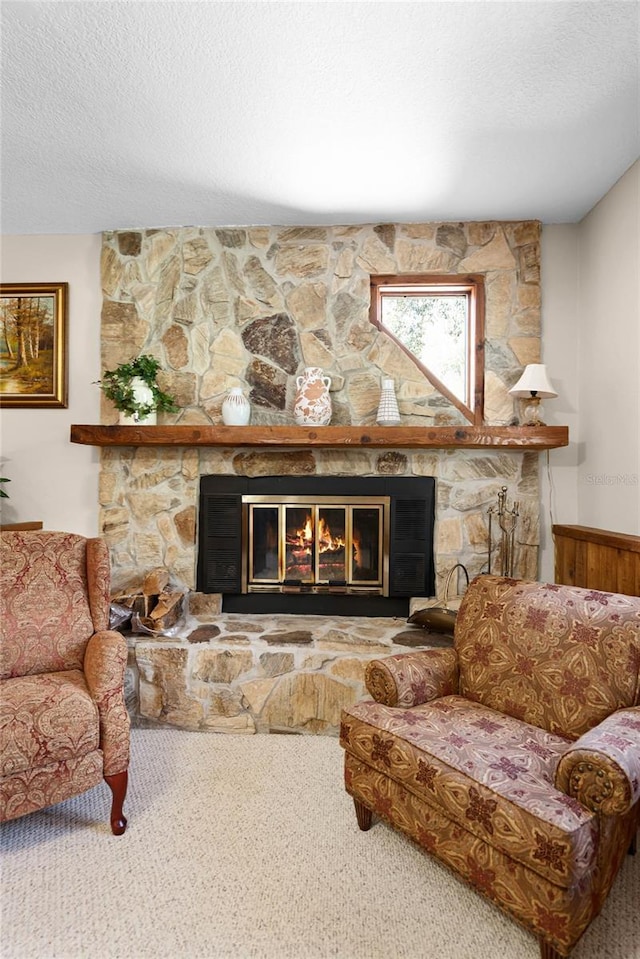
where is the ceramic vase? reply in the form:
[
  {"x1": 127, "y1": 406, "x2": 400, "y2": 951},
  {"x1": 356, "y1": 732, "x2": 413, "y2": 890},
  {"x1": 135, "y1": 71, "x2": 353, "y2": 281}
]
[
  {"x1": 376, "y1": 378, "x2": 401, "y2": 426},
  {"x1": 222, "y1": 387, "x2": 251, "y2": 426},
  {"x1": 118, "y1": 377, "x2": 157, "y2": 425},
  {"x1": 293, "y1": 367, "x2": 332, "y2": 426}
]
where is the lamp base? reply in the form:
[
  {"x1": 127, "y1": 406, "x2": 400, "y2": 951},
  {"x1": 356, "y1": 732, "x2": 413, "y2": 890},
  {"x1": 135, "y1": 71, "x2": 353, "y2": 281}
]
[{"x1": 520, "y1": 396, "x2": 546, "y2": 426}]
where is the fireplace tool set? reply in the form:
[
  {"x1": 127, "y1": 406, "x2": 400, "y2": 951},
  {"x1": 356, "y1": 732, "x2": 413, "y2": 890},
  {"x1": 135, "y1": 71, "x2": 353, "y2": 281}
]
[{"x1": 487, "y1": 486, "x2": 519, "y2": 577}]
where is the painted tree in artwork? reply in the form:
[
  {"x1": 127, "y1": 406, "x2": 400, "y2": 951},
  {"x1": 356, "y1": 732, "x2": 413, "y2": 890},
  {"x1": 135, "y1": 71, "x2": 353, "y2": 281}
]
[
  {"x1": 0, "y1": 294, "x2": 56, "y2": 395},
  {"x1": 1, "y1": 296, "x2": 53, "y2": 370}
]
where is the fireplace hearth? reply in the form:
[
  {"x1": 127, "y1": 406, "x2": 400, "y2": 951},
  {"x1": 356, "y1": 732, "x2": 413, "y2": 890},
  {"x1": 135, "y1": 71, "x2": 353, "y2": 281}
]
[{"x1": 197, "y1": 476, "x2": 435, "y2": 616}]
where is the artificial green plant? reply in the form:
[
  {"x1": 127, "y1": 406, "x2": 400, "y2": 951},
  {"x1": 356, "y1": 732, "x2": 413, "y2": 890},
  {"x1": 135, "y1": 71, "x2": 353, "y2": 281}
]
[{"x1": 96, "y1": 355, "x2": 179, "y2": 418}]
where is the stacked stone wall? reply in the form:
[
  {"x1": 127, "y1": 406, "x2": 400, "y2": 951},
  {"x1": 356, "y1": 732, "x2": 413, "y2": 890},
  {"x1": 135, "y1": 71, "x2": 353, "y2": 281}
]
[{"x1": 99, "y1": 220, "x2": 541, "y2": 594}]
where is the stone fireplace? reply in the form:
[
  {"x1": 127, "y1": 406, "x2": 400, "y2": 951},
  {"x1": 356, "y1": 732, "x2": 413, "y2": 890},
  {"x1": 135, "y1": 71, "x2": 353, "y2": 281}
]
[
  {"x1": 99, "y1": 218, "x2": 542, "y2": 599},
  {"x1": 97, "y1": 219, "x2": 544, "y2": 732}
]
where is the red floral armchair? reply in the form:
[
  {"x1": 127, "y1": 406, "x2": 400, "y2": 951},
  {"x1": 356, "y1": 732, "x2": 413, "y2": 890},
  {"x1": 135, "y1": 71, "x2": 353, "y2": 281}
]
[
  {"x1": 0, "y1": 530, "x2": 130, "y2": 834},
  {"x1": 340, "y1": 575, "x2": 640, "y2": 959}
]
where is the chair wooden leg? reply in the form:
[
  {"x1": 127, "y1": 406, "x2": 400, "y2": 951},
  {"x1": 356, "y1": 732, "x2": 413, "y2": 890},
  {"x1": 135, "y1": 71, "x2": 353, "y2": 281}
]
[
  {"x1": 105, "y1": 770, "x2": 128, "y2": 835},
  {"x1": 353, "y1": 797, "x2": 373, "y2": 831},
  {"x1": 539, "y1": 939, "x2": 566, "y2": 959},
  {"x1": 629, "y1": 832, "x2": 637, "y2": 856}
]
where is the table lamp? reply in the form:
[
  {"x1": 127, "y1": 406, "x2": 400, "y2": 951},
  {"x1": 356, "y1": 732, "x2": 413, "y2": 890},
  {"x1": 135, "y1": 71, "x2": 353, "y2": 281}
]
[{"x1": 508, "y1": 364, "x2": 557, "y2": 426}]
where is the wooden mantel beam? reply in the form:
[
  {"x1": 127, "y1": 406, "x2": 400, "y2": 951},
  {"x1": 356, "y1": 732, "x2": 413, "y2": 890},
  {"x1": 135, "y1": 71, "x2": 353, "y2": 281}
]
[{"x1": 70, "y1": 424, "x2": 569, "y2": 451}]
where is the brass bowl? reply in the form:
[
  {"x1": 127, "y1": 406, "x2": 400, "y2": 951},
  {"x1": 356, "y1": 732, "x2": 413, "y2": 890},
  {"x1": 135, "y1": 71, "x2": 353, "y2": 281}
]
[
  {"x1": 408, "y1": 564, "x2": 469, "y2": 636},
  {"x1": 408, "y1": 606, "x2": 458, "y2": 634}
]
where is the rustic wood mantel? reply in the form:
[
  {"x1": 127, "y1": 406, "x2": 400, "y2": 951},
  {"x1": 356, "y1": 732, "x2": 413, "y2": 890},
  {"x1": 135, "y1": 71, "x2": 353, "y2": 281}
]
[{"x1": 70, "y1": 424, "x2": 569, "y2": 450}]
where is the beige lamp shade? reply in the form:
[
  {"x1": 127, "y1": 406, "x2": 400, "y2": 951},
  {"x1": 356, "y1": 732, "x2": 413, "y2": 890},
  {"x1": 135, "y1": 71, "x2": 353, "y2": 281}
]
[
  {"x1": 509, "y1": 364, "x2": 557, "y2": 398},
  {"x1": 509, "y1": 364, "x2": 557, "y2": 426}
]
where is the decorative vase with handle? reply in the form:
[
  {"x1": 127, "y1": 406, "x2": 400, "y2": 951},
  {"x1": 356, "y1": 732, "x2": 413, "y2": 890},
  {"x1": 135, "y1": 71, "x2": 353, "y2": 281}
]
[
  {"x1": 222, "y1": 387, "x2": 251, "y2": 426},
  {"x1": 118, "y1": 377, "x2": 157, "y2": 425},
  {"x1": 293, "y1": 367, "x2": 332, "y2": 426}
]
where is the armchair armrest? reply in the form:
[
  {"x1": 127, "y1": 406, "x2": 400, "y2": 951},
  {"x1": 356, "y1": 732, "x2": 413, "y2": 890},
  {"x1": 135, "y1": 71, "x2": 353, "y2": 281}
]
[
  {"x1": 84, "y1": 630, "x2": 130, "y2": 777},
  {"x1": 365, "y1": 648, "x2": 459, "y2": 708},
  {"x1": 555, "y1": 708, "x2": 640, "y2": 816}
]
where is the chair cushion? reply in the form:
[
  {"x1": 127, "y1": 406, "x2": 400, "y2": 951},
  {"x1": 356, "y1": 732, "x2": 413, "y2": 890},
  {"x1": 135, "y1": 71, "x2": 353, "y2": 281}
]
[
  {"x1": 0, "y1": 532, "x2": 106, "y2": 679},
  {"x1": 0, "y1": 670, "x2": 99, "y2": 776},
  {"x1": 455, "y1": 576, "x2": 640, "y2": 739},
  {"x1": 341, "y1": 695, "x2": 598, "y2": 889}
]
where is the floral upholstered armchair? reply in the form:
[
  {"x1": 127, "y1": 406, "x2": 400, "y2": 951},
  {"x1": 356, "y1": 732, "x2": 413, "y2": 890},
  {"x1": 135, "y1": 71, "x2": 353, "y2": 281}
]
[
  {"x1": 0, "y1": 530, "x2": 130, "y2": 834},
  {"x1": 340, "y1": 575, "x2": 640, "y2": 959}
]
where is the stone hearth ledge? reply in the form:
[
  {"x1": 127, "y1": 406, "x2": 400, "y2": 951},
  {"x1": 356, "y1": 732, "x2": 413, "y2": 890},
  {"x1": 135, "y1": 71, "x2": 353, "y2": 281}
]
[{"x1": 125, "y1": 597, "x2": 451, "y2": 736}]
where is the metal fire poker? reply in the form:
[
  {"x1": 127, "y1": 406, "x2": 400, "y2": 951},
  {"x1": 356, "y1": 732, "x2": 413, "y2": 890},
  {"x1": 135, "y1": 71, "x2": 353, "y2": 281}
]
[{"x1": 487, "y1": 486, "x2": 519, "y2": 577}]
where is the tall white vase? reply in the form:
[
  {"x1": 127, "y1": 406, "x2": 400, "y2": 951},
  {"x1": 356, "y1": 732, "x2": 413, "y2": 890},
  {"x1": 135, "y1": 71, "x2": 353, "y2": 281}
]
[
  {"x1": 293, "y1": 367, "x2": 332, "y2": 426},
  {"x1": 118, "y1": 377, "x2": 157, "y2": 425},
  {"x1": 376, "y1": 378, "x2": 401, "y2": 426},
  {"x1": 222, "y1": 387, "x2": 251, "y2": 426}
]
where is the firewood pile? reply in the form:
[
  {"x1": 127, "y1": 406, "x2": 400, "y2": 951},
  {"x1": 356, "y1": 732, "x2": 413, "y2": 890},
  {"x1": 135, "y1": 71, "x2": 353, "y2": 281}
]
[{"x1": 110, "y1": 568, "x2": 187, "y2": 636}]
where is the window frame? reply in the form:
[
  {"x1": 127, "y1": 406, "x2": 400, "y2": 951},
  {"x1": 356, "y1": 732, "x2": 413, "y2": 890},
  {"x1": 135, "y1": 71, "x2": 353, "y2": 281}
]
[{"x1": 369, "y1": 273, "x2": 485, "y2": 425}]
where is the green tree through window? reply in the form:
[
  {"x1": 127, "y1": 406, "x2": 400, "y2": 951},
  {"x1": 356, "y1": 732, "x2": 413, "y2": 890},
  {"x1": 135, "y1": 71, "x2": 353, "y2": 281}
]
[{"x1": 381, "y1": 294, "x2": 468, "y2": 402}]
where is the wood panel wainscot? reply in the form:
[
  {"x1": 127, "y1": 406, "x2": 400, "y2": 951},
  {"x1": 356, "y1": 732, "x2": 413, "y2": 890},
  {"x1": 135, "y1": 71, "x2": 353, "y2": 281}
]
[
  {"x1": 0, "y1": 522, "x2": 44, "y2": 531},
  {"x1": 553, "y1": 525, "x2": 640, "y2": 596}
]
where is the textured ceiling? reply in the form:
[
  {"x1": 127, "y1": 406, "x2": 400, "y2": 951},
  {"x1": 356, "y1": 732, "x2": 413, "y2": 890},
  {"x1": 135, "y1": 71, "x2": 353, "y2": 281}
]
[{"x1": 2, "y1": 1, "x2": 639, "y2": 235}]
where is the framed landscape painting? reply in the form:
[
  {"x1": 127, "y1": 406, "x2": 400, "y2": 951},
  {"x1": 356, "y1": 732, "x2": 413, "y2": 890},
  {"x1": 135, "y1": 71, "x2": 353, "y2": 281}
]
[{"x1": 0, "y1": 282, "x2": 68, "y2": 408}]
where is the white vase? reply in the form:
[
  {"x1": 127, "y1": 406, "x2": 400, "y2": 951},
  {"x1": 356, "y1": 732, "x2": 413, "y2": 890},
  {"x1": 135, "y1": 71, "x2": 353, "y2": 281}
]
[
  {"x1": 222, "y1": 387, "x2": 251, "y2": 426},
  {"x1": 293, "y1": 367, "x2": 332, "y2": 426},
  {"x1": 118, "y1": 377, "x2": 157, "y2": 425},
  {"x1": 376, "y1": 378, "x2": 401, "y2": 426}
]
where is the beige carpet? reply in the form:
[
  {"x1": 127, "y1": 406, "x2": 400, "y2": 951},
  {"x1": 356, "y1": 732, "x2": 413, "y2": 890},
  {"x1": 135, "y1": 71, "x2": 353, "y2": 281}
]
[{"x1": 1, "y1": 729, "x2": 638, "y2": 959}]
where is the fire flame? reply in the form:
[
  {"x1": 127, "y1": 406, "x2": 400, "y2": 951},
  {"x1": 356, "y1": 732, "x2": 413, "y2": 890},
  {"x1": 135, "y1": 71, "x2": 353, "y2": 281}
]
[
  {"x1": 293, "y1": 514, "x2": 346, "y2": 553},
  {"x1": 318, "y1": 516, "x2": 345, "y2": 553}
]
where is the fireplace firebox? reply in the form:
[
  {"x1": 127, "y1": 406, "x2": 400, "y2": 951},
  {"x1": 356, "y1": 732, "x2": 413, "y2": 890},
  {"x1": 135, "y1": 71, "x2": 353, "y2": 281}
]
[
  {"x1": 197, "y1": 476, "x2": 435, "y2": 616},
  {"x1": 247, "y1": 495, "x2": 388, "y2": 592}
]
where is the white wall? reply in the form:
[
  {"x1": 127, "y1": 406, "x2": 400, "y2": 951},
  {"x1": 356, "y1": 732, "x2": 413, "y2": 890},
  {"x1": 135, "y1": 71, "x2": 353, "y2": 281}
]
[
  {"x1": 576, "y1": 160, "x2": 640, "y2": 534},
  {"x1": 538, "y1": 161, "x2": 640, "y2": 579},
  {"x1": 0, "y1": 235, "x2": 102, "y2": 535}
]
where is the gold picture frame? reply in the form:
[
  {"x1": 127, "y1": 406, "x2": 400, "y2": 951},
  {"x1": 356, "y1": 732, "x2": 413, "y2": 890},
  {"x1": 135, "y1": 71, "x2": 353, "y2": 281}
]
[{"x1": 0, "y1": 282, "x2": 68, "y2": 408}]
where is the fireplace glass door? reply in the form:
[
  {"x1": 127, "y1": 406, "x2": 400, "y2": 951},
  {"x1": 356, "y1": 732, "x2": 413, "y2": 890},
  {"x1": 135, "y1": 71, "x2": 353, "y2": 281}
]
[
  {"x1": 250, "y1": 506, "x2": 280, "y2": 583},
  {"x1": 245, "y1": 496, "x2": 388, "y2": 593}
]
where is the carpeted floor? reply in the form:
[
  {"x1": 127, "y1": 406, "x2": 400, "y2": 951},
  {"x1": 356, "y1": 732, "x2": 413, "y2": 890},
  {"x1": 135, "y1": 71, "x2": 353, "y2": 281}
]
[{"x1": 1, "y1": 728, "x2": 638, "y2": 959}]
